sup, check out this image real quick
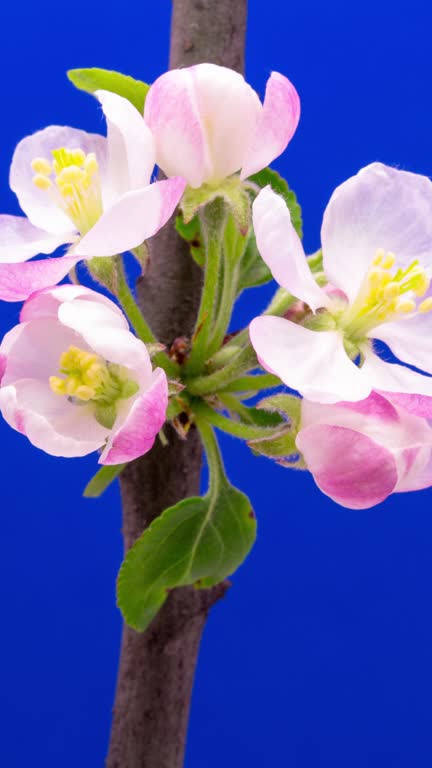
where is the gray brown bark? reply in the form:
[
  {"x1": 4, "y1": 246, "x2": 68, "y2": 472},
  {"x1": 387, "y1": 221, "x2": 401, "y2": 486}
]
[{"x1": 106, "y1": 2, "x2": 247, "y2": 767}]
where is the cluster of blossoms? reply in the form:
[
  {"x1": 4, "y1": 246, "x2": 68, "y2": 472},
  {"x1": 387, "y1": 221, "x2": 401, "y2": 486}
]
[{"x1": 1, "y1": 62, "x2": 432, "y2": 510}]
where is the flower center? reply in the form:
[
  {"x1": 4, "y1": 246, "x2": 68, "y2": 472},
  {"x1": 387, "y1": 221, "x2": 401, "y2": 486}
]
[
  {"x1": 338, "y1": 248, "x2": 432, "y2": 341},
  {"x1": 49, "y1": 345, "x2": 139, "y2": 429},
  {"x1": 31, "y1": 147, "x2": 103, "y2": 235}
]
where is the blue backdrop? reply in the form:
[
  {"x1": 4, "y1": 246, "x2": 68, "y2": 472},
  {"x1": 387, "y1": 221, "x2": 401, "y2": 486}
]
[{"x1": 0, "y1": 1, "x2": 431, "y2": 766}]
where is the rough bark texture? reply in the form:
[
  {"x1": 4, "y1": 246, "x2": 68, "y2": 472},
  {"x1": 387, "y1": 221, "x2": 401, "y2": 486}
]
[{"x1": 106, "y1": 2, "x2": 247, "y2": 767}]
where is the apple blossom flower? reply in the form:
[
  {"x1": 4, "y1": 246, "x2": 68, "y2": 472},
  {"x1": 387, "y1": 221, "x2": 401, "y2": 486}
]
[
  {"x1": 0, "y1": 91, "x2": 186, "y2": 302},
  {"x1": 144, "y1": 63, "x2": 300, "y2": 189},
  {"x1": 0, "y1": 285, "x2": 168, "y2": 463},
  {"x1": 249, "y1": 163, "x2": 432, "y2": 404},
  {"x1": 296, "y1": 391, "x2": 432, "y2": 509}
]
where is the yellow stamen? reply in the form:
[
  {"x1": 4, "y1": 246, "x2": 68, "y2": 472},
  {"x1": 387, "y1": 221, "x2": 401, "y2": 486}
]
[
  {"x1": 381, "y1": 251, "x2": 396, "y2": 269},
  {"x1": 418, "y1": 297, "x2": 432, "y2": 313},
  {"x1": 395, "y1": 299, "x2": 416, "y2": 314},
  {"x1": 373, "y1": 248, "x2": 386, "y2": 265},
  {"x1": 31, "y1": 157, "x2": 53, "y2": 175},
  {"x1": 33, "y1": 174, "x2": 53, "y2": 190}
]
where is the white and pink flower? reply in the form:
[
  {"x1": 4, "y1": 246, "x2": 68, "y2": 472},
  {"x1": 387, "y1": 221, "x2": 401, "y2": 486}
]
[
  {"x1": 0, "y1": 285, "x2": 168, "y2": 463},
  {"x1": 296, "y1": 391, "x2": 432, "y2": 509},
  {"x1": 0, "y1": 90, "x2": 186, "y2": 302},
  {"x1": 250, "y1": 163, "x2": 432, "y2": 404},
  {"x1": 144, "y1": 63, "x2": 300, "y2": 188}
]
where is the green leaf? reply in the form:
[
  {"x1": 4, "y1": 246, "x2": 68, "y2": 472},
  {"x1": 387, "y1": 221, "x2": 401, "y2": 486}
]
[
  {"x1": 84, "y1": 463, "x2": 126, "y2": 498},
  {"x1": 117, "y1": 480, "x2": 256, "y2": 632},
  {"x1": 238, "y1": 168, "x2": 303, "y2": 293},
  {"x1": 175, "y1": 214, "x2": 205, "y2": 267},
  {"x1": 249, "y1": 167, "x2": 303, "y2": 238},
  {"x1": 67, "y1": 68, "x2": 150, "y2": 113}
]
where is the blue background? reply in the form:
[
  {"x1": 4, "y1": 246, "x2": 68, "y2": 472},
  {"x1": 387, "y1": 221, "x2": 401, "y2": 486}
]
[{"x1": 1, "y1": 1, "x2": 432, "y2": 765}]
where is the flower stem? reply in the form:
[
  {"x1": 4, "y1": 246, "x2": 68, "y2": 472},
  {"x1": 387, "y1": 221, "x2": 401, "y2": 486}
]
[
  {"x1": 186, "y1": 344, "x2": 257, "y2": 396},
  {"x1": 186, "y1": 199, "x2": 226, "y2": 375},
  {"x1": 194, "y1": 412, "x2": 227, "y2": 495}
]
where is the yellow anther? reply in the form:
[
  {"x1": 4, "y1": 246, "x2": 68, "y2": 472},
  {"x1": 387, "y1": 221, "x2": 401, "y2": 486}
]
[
  {"x1": 31, "y1": 157, "x2": 52, "y2": 175},
  {"x1": 368, "y1": 268, "x2": 392, "y2": 289},
  {"x1": 56, "y1": 165, "x2": 86, "y2": 185},
  {"x1": 71, "y1": 148, "x2": 86, "y2": 165},
  {"x1": 373, "y1": 248, "x2": 386, "y2": 265},
  {"x1": 413, "y1": 272, "x2": 430, "y2": 297},
  {"x1": 395, "y1": 299, "x2": 416, "y2": 314},
  {"x1": 58, "y1": 183, "x2": 75, "y2": 198},
  {"x1": 49, "y1": 376, "x2": 67, "y2": 395},
  {"x1": 33, "y1": 174, "x2": 53, "y2": 190},
  {"x1": 75, "y1": 384, "x2": 96, "y2": 401},
  {"x1": 84, "y1": 153, "x2": 98, "y2": 175},
  {"x1": 382, "y1": 281, "x2": 400, "y2": 300},
  {"x1": 382, "y1": 252, "x2": 396, "y2": 269},
  {"x1": 418, "y1": 297, "x2": 432, "y2": 313}
]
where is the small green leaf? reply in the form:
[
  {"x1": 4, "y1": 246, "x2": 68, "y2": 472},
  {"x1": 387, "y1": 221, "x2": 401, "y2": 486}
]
[
  {"x1": 84, "y1": 463, "x2": 126, "y2": 498},
  {"x1": 118, "y1": 481, "x2": 256, "y2": 632},
  {"x1": 248, "y1": 167, "x2": 303, "y2": 238},
  {"x1": 67, "y1": 68, "x2": 150, "y2": 113},
  {"x1": 175, "y1": 214, "x2": 205, "y2": 267}
]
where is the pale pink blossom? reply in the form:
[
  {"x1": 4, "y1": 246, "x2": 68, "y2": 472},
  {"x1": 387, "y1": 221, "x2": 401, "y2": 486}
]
[
  {"x1": 250, "y1": 164, "x2": 432, "y2": 403},
  {"x1": 296, "y1": 391, "x2": 432, "y2": 509},
  {"x1": 144, "y1": 63, "x2": 300, "y2": 188},
  {"x1": 0, "y1": 285, "x2": 168, "y2": 463},
  {"x1": 0, "y1": 91, "x2": 186, "y2": 301}
]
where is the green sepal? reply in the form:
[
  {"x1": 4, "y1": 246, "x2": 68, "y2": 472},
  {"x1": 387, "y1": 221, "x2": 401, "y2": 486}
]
[
  {"x1": 67, "y1": 68, "x2": 150, "y2": 113},
  {"x1": 84, "y1": 463, "x2": 126, "y2": 498},
  {"x1": 248, "y1": 393, "x2": 304, "y2": 465},
  {"x1": 175, "y1": 214, "x2": 205, "y2": 267},
  {"x1": 86, "y1": 256, "x2": 117, "y2": 293},
  {"x1": 248, "y1": 426, "x2": 298, "y2": 463},
  {"x1": 117, "y1": 480, "x2": 256, "y2": 631},
  {"x1": 257, "y1": 393, "x2": 302, "y2": 430},
  {"x1": 181, "y1": 178, "x2": 251, "y2": 234},
  {"x1": 95, "y1": 403, "x2": 117, "y2": 429}
]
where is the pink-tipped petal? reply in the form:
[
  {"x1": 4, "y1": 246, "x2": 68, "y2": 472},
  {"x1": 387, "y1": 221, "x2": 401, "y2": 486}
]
[
  {"x1": 10, "y1": 125, "x2": 107, "y2": 234},
  {"x1": 20, "y1": 284, "x2": 125, "y2": 323},
  {"x1": 100, "y1": 368, "x2": 168, "y2": 465},
  {"x1": 0, "y1": 254, "x2": 80, "y2": 302},
  {"x1": 249, "y1": 315, "x2": 371, "y2": 403},
  {"x1": 296, "y1": 424, "x2": 399, "y2": 509},
  {"x1": 322, "y1": 163, "x2": 432, "y2": 304},
  {"x1": 144, "y1": 68, "x2": 208, "y2": 188},
  {"x1": 381, "y1": 392, "x2": 432, "y2": 419},
  {"x1": 96, "y1": 89, "x2": 155, "y2": 198},
  {"x1": 241, "y1": 72, "x2": 300, "y2": 179},
  {"x1": 74, "y1": 177, "x2": 185, "y2": 258},
  {"x1": 0, "y1": 215, "x2": 75, "y2": 264},
  {"x1": 252, "y1": 186, "x2": 328, "y2": 311},
  {"x1": 0, "y1": 354, "x2": 7, "y2": 383}
]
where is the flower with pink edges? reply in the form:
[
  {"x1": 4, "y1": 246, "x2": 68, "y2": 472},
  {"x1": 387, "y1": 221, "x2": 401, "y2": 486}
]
[
  {"x1": 144, "y1": 63, "x2": 300, "y2": 188},
  {"x1": 249, "y1": 163, "x2": 432, "y2": 404},
  {"x1": 0, "y1": 285, "x2": 168, "y2": 463},
  {"x1": 296, "y1": 391, "x2": 432, "y2": 509},
  {"x1": 0, "y1": 91, "x2": 186, "y2": 302}
]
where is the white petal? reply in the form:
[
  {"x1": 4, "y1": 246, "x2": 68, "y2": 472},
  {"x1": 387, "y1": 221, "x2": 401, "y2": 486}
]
[
  {"x1": 322, "y1": 162, "x2": 432, "y2": 303},
  {"x1": 0, "y1": 215, "x2": 75, "y2": 263},
  {"x1": 249, "y1": 315, "x2": 371, "y2": 403},
  {"x1": 361, "y1": 352, "x2": 432, "y2": 396},
  {"x1": 10, "y1": 125, "x2": 107, "y2": 234},
  {"x1": 190, "y1": 63, "x2": 261, "y2": 183},
  {"x1": 96, "y1": 89, "x2": 155, "y2": 201},
  {"x1": 253, "y1": 187, "x2": 328, "y2": 311},
  {"x1": 372, "y1": 314, "x2": 432, "y2": 375},
  {"x1": 21, "y1": 284, "x2": 126, "y2": 323},
  {"x1": 74, "y1": 177, "x2": 185, "y2": 258}
]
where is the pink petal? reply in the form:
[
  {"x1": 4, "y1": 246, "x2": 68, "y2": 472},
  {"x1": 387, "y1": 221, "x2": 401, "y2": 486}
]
[
  {"x1": 20, "y1": 284, "x2": 125, "y2": 323},
  {"x1": 96, "y1": 89, "x2": 155, "y2": 198},
  {"x1": 252, "y1": 186, "x2": 328, "y2": 311},
  {"x1": 73, "y1": 177, "x2": 185, "y2": 258},
  {"x1": 322, "y1": 163, "x2": 432, "y2": 304},
  {"x1": 0, "y1": 254, "x2": 80, "y2": 302},
  {"x1": 10, "y1": 125, "x2": 107, "y2": 234},
  {"x1": 100, "y1": 368, "x2": 168, "y2": 465},
  {"x1": 0, "y1": 215, "x2": 75, "y2": 264},
  {"x1": 241, "y1": 72, "x2": 300, "y2": 179},
  {"x1": 144, "y1": 68, "x2": 208, "y2": 188},
  {"x1": 296, "y1": 424, "x2": 398, "y2": 509},
  {"x1": 249, "y1": 315, "x2": 371, "y2": 403},
  {"x1": 0, "y1": 354, "x2": 7, "y2": 383},
  {"x1": 381, "y1": 392, "x2": 432, "y2": 419},
  {"x1": 396, "y1": 446, "x2": 432, "y2": 493}
]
